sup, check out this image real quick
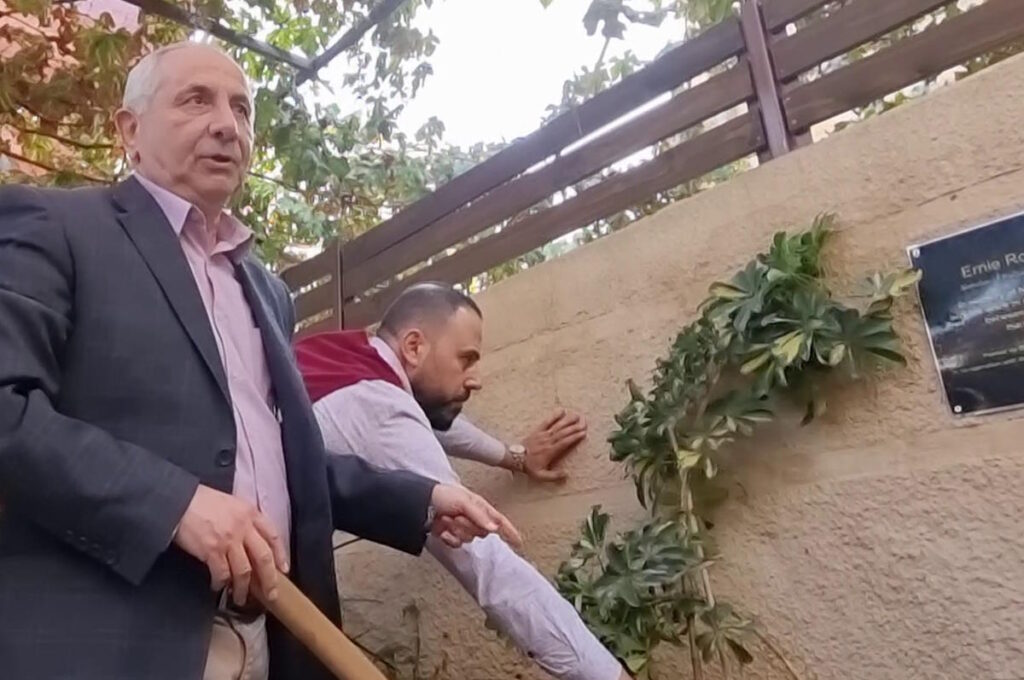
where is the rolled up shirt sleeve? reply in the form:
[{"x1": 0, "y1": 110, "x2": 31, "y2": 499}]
[
  {"x1": 434, "y1": 416, "x2": 508, "y2": 466},
  {"x1": 313, "y1": 382, "x2": 622, "y2": 680}
]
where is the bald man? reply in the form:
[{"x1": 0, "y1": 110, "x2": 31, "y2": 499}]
[
  {"x1": 0, "y1": 43, "x2": 518, "y2": 680},
  {"x1": 295, "y1": 283, "x2": 629, "y2": 680}
]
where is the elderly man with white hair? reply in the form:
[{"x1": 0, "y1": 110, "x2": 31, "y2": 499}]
[{"x1": 0, "y1": 42, "x2": 522, "y2": 680}]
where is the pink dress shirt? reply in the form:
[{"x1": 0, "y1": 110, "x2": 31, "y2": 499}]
[{"x1": 135, "y1": 174, "x2": 291, "y2": 554}]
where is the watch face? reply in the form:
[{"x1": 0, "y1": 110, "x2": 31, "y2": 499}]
[{"x1": 509, "y1": 444, "x2": 526, "y2": 455}]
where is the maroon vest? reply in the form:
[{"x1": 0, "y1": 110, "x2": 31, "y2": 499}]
[{"x1": 293, "y1": 330, "x2": 403, "y2": 403}]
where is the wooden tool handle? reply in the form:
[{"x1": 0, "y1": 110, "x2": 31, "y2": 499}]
[{"x1": 256, "y1": 574, "x2": 387, "y2": 680}]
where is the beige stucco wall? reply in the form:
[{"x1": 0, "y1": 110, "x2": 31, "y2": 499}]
[{"x1": 336, "y1": 52, "x2": 1024, "y2": 680}]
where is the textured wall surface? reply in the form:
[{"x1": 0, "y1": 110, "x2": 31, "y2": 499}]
[{"x1": 336, "y1": 53, "x2": 1024, "y2": 680}]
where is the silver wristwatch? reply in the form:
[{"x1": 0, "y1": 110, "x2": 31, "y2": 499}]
[
  {"x1": 507, "y1": 444, "x2": 527, "y2": 473},
  {"x1": 424, "y1": 502, "x2": 436, "y2": 531}
]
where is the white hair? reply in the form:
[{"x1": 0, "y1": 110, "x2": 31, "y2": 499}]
[
  {"x1": 122, "y1": 42, "x2": 192, "y2": 113},
  {"x1": 122, "y1": 41, "x2": 249, "y2": 113}
]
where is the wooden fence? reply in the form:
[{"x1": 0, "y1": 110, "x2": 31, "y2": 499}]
[{"x1": 283, "y1": 0, "x2": 1024, "y2": 334}]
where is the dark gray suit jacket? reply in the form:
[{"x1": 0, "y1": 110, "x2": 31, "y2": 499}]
[{"x1": 0, "y1": 177, "x2": 436, "y2": 680}]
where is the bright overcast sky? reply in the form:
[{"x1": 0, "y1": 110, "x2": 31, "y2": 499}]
[{"x1": 324, "y1": 0, "x2": 687, "y2": 148}]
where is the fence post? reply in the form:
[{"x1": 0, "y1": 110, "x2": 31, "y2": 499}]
[
  {"x1": 739, "y1": 0, "x2": 792, "y2": 159},
  {"x1": 331, "y1": 239, "x2": 347, "y2": 330}
]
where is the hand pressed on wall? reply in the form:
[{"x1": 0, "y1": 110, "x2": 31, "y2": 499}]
[{"x1": 520, "y1": 409, "x2": 588, "y2": 482}]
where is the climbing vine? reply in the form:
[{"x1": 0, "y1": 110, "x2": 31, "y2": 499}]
[{"x1": 555, "y1": 215, "x2": 921, "y2": 678}]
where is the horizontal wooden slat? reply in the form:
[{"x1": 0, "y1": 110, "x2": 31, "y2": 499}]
[
  {"x1": 341, "y1": 301, "x2": 378, "y2": 331},
  {"x1": 280, "y1": 242, "x2": 337, "y2": 291},
  {"x1": 344, "y1": 113, "x2": 765, "y2": 329},
  {"x1": 772, "y1": 0, "x2": 951, "y2": 81},
  {"x1": 763, "y1": 0, "x2": 831, "y2": 31},
  {"x1": 341, "y1": 18, "x2": 746, "y2": 271},
  {"x1": 294, "y1": 311, "x2": 339, "y2": 339},
  {"x1": 294, "y1": 280, "x2": 337, "y2": 324},
  {"x1": 344, "y1": 64, "x2": 754, "y2": 297},
  {"x1": 784, "y1": 0, "x2": 1024, "y2": 131}
]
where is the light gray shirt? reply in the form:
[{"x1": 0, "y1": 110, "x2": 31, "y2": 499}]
[{"x1": 313, "y1": 338, "x2": 621, "y2": 680}]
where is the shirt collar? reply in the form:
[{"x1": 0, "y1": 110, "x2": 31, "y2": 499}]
[
  {"x1": 370, "y1": 336, "x2": 412, "y2": 393},
  {"x1": 134, "y1": 172, "x2": 254, "y2": 260}
]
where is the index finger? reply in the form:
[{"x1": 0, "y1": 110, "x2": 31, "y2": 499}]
[
  {"x1": 244, "y1": 530, "x2": 279, "y2": 602},
  {"x1": 449, "y1": 495, "x2": 524, "y2": 550},
  {"x1": 252, "y1": 512, "x2": 289, "y2": 574},
  {"x1": 483, "y1": 505, "x2": 523, "y2": 550}
]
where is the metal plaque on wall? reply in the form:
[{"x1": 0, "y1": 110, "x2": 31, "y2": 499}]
[{"x1": 910, "y1": 211, "x2": 1024, "y2": 416}]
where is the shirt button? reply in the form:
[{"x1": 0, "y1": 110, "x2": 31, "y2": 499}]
[{"x1": 215, "y1": 448, "x2": 235, "y2": 467}]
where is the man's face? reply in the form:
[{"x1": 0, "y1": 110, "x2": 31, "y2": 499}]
[
  {"x1": 405, "y1": 307, "x2": 483, "y2": 431},
  {"x1": 116, "y1": 46, "x2": 253, "y2": 211}
]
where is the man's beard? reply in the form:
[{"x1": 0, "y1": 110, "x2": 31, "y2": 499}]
[{"x1": 412, "y1": 384, "x2": 466, "y2": 431}]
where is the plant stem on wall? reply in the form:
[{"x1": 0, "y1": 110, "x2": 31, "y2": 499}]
[{"x1": 555, "y1": 215, "x2": 921, "y2": 678}]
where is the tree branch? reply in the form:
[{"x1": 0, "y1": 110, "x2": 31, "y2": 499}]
[
  {"x1": 5, "y1": 123, "x2": 115, "y2": 151},
  {"x1": 15, "y1": 101, "x2": 89, "y2": 129},
  {"x1": 117, "y1": 0, "x2": 314, "y2": 73},
  {"x1": 248, "y1": 170, "x2": 303, "y2": 194},
  {"x1": 594, "y1": 35, "x2": 612, "y2": 70},
  {"x1": 0, "y1": 147, "x2": 111, "y2": 184},
  {"x1": 298, "y1": 0, "x2": 410, "y2": 84},
  {"x1": 6, "y1": 13, "x2": 51, "y2": 36}
]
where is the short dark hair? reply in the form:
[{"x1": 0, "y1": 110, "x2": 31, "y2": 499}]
[{"x1": 378, "y1": 282, "x2": 482, "y2": 338}]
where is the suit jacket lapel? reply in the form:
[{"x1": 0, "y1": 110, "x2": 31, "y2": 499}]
[
  {"x1": 234, "y1": 260, "x2": 308, "y2": 430},
  {"x1": 111, "y1": 177, "x2": 231, "y2": 404},
  {"x1": 235, "y1": 261, "x2": 330, "y2": 516}
]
